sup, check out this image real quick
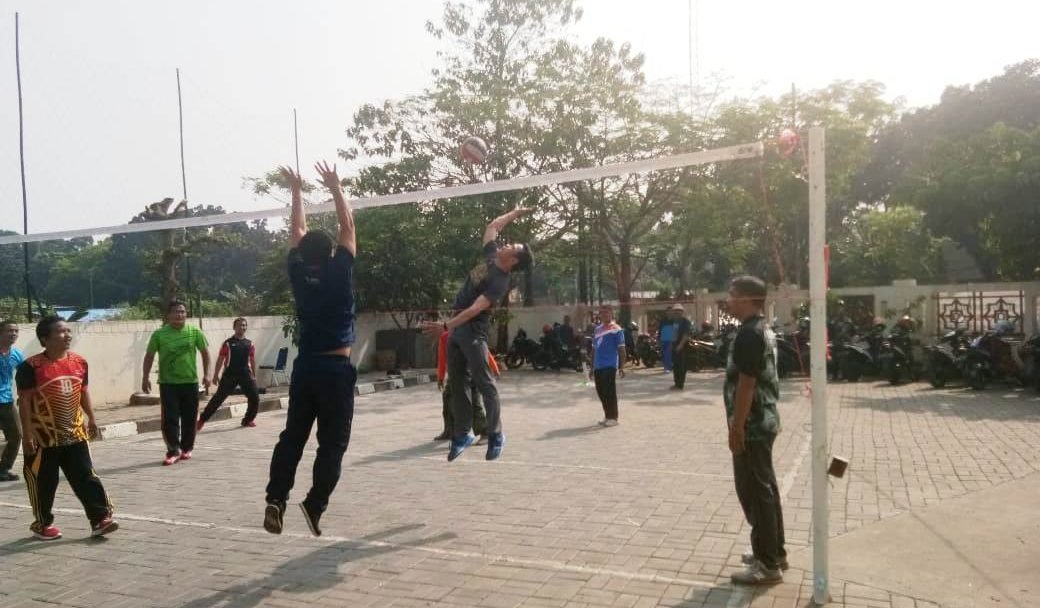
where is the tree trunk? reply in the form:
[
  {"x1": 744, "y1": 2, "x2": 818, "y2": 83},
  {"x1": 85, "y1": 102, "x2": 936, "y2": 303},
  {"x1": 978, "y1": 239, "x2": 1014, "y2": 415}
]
[
  {"x1": 159, "y1": 229, "x2": 181, "y2": 313},
  {"x1": 577, "y1": 214, "x2": 588, "y2": 304},
  {"x1": 618, "y1": 240, "x2": 633, "y2": 326}
]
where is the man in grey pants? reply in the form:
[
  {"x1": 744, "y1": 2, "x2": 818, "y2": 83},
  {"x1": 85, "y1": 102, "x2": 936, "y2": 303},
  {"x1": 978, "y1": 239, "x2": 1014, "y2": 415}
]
[
  {"x1": 0, "y1": 320, "x2": 25, "y2": 481},
  {"x1": 422, "y1": 208, "x2": 534, "y2": 462}
]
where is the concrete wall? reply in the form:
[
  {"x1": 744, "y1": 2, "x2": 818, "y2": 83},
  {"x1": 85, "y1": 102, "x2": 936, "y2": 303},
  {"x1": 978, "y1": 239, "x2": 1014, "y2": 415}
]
[
  {"x1": 11, "y1": 280, "x2": 1038, "y2": 405},
  {"x1": 10, "y1": 313, "x2": 409, "y2": 406}
]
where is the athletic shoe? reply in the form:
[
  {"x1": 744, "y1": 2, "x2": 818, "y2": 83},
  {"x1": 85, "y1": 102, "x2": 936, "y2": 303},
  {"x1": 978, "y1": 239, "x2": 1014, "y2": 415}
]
[
  {"x1": 433, "y1": 431, "x2": 450, "y2": 441},
  {"x1": 179, "y1": 451, "x2": 192, "y2": 461},
  {"x1": 740, "y1": 552, "x2": 786, "y2": 569},
  {"x1": 241, "y1": 420, "x2": 257, "y2": 428},
  {"x1": 597, "y1": 419, "x2": 607, "y2": 426},
  {"x1": 730, "y1": 559, "x2": 783, "y2": 585},
  {"x1": 741, "y1": 552, "x2": 789, "y2": 571},
  {"x1": 196, "y1": 419, "x2": 205, "y2": 432},
  {"x1": 0, "y1": 470, "x2": 19, "y2": 482},
  {"x1": 162, "y1": 454, "x2": 179, "y2": 466},
  {"x1": 448, "y1": 433, "x2": 476, "y2": 462},
  {"x1": 299, "y1": 502, "x2": 322, "y2": 537},
  {"x1": 602, "y1": 419, "x2": 619, "y2": 427},
  {"x1": 91, "y1": 516, "x2": 119, "y2": 537},
  {"x1": 486, "y1": 432, "x2": 505, "y2": 461},
  {"x1": 669, "y1": 385, "x2": 684, "y2": 391},
  {"x1": 33, "y1": 525, "x2": 62, "y2": 541},
  {"x1": 264, "y1": 501, "x2": 285, "y2": 535}
]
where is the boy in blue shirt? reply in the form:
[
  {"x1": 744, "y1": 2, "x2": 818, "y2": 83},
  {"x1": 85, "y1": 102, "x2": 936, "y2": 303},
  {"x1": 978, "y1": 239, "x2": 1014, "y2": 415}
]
[
  {"x1": 0, "y1": 320, "x2": 25, "y2": 481},
  {"x1": 591, "y1": 305, "x2": 627, "y2": 426}
]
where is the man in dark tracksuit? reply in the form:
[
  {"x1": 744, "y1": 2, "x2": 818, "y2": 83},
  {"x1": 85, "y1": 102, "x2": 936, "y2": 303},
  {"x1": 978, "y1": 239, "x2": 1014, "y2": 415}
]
[
  {"x1": 264, "y1": 161, "x2": 357, "y2": 538},
  {"x1": 670, "y1": 305, "x2": 693, "y2": 390},
  {"x1": 198, "y1": 317, "x2": 261, "y2": 429},
  {"x1": 422, "y1": 208, "x2": 534, "y2": 463},
  {"x1": 723, "y1": 275, "x2": 787, "y2": 585}
]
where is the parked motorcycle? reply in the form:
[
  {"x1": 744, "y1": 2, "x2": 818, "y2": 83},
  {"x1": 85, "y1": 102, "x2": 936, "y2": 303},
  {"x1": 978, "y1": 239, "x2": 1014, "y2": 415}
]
[
  {"x1": 828, "y1": 317, "x2": 857, "y2": 381},
  {"x1": 634, "y1": 332, "x2": 660, "y2": 368},
  {"x1": 504, "y1": 328, "x2": 541, "y2": 370},
  {"x1": 880, "y1": 317, "x2": 917, "y2": 385},
  {"x1": 840, "y1": 321, "x2": 886, "y2": 382},
  {"x1": 1019, "y1": 332, "x2": 1040, "y2": 392},
  {"x1": 532, "y1": 328, "x2": 586, "y2": 372},
  {"x1": 925, "y1": 328, "x2": 971, "y2": 388},
  {"x1": 685, "y1": 323, "x2": 730, "y2": 372},
  {"x1": 774, "y1": 319, "x2": 811, "y2": 379},
  {"x1": 964, "y1": 322, "x2": 1026, "y2": 390}
]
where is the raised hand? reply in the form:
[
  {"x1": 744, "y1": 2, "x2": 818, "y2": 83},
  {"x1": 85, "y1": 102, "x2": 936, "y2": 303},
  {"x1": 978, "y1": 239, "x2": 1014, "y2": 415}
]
[
  {"x1": 279, "y1": 166, "x2": 304, "y2": 191},
  {"x1": 315, "y1": 161, "x2": 342, "y2": 191}
]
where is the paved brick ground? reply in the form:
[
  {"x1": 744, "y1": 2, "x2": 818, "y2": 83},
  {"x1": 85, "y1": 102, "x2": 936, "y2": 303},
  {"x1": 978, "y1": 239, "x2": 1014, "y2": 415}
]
[{"x1": 1, "y1": 368, "x2": 1037, "y2": 608}]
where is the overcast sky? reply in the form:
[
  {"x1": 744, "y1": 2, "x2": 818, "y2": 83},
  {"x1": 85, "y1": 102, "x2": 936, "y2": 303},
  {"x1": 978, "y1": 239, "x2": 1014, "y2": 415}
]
[{"x1": 1, "y1": 0, "x2": 1037, "y2": 236}]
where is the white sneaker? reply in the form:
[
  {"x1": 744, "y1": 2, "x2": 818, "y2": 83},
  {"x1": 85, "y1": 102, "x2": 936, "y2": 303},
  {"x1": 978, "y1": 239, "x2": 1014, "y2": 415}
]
[
  {"x1": 597, "y1": 419, "x2": 607, "y2": 426},
  {"x1": 602, "y1": 419, "x2": 619, "y2": 427},
  {"x1": 731, "y1": 559, "x2": 782, "y2": 585},
  {"x1": 741, "y1": 552, "x2": 789, "y2": 571}
]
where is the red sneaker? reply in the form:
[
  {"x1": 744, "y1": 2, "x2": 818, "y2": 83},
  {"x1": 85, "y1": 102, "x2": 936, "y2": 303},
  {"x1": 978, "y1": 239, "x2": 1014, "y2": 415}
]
[
  {"x1": 91, "y1": 516, "x2": 119, "y2": 537},
  {"x1": 241, "y1": 420, "x2": 257, "y2": 428},
  {"x1": 179, "y1": 451, "x2": 192, "y2": 461},
  {"x1": 162, "y1": 454, "x2": 178, "y2": 466},
  {"x1": 196, "y1": 419, "x2": 205, "y2": 432},
  {"x1": 33, "y1": 525, "x2": 62, "y2": 541}
]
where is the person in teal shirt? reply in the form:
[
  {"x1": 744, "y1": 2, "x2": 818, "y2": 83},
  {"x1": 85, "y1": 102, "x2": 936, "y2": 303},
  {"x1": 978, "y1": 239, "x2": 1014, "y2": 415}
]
[
  {"x1": 142, "y1": 301, "x2": 210, "y2": 466},
  {"x1": 0, "y1": 320, "x2": 25, "y2": 481}
]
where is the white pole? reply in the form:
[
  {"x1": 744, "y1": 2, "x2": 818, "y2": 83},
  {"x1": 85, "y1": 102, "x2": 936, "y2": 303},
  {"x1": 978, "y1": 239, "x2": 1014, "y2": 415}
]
[{"x1": 808, "y1": 126, "x2": 830, "y2": 604}]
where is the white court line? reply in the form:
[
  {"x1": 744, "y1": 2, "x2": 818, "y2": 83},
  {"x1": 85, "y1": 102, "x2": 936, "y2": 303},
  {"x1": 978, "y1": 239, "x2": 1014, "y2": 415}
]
[
  {"x1": 414, "y1": 456, "x2": 732, "y2": 479},
  {"x1": 98, "y1": 441, "x2": 731, "y2": 479},
  {"x1": 0, "y1": 501, "x2": 721, "y2": 591},
  {"x1": 781, "y1": 430, "x2": 813, "y2": 499}
]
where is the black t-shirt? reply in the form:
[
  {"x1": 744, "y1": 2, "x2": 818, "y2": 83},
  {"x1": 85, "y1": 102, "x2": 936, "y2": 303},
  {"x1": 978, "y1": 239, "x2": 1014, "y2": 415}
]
[
  {"x1": 221, "y1": 337, "x2": 254, "y2": 375},
  {"x1": 673, "y1": 317, "x2": 693, "y2": 342},
  {"x1": 558, "y1": 324, "x2": 575, "y2": 346},
  {"x1": 451, "y1": 242, "x2": 511, "y2": 338},
  {"x1": 288, "y1": 245, "x2": 356, "y2": 354}
]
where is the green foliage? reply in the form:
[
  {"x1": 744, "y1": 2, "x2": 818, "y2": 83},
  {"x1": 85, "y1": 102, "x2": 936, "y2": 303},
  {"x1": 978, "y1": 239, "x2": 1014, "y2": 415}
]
[
  {"x1": 7, "y1": 4, "x2": 1040, "y2": 319},
  {"x1": 830, "y1": 207, "x2": 949, "y2": 286}
]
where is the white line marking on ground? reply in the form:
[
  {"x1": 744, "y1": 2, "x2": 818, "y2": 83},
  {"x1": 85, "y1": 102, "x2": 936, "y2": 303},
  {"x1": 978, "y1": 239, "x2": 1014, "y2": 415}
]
[
  {"x1": 95, "y1": 441, "x2": 732, "y2": 479},
  {"x1": 781, "y1": 430, "x2": 813, "y2": 499},
  {"x1": 0, "y1": 501, "x2": 721, "y2": 590},
  {"x1": 413, "y1": 456, "x2": 732, "y2": 479}
]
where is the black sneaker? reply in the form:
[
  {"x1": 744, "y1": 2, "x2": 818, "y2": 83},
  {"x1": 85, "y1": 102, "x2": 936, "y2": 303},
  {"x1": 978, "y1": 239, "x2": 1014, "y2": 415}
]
[
  {"x1": 263, "y1": 501, "x2": 285, "y2": 535},
  {"x1": 0, "y1": 470, "x2": 19, "y2": 482},
  {"x1": 299, "y1": 502, "x2": 322, "y2": 537}
]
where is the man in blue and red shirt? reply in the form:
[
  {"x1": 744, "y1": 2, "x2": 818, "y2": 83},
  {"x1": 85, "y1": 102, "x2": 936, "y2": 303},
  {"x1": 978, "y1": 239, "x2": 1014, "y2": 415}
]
[{"x1": 591, "y1": 305, "x2": 627, "y2": 426}]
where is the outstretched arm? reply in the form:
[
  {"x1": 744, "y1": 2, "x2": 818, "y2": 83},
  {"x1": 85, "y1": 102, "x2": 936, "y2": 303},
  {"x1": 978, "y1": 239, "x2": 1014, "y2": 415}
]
[
  {"x1": 421, "y1": 296, "x2": 495, "y2": 338},
  {"x1": 483, "y1": 208, "x2": 532, "y2": 245},
  {"x1": 316, "y1": 161, "x2": 356, "y2": 256},
  {"x1": 279, "y1": 166, "x2": 306, "y2": 248}
]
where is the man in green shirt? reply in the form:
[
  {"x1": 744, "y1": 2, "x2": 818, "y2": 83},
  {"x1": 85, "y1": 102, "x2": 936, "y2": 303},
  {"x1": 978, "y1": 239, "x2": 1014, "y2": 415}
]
[
  {"x1": 142, "y1": 301, "x2": 211, "y2": 466},
  {"x1": 723, "y1": 275, "x2": 786, "y2": 585}
]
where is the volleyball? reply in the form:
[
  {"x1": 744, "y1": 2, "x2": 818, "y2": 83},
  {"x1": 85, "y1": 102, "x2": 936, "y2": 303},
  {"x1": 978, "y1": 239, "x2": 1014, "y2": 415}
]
[
  {"x1": 778, "y1": 128, "x2": 799, "y2": 157},
  {"x1": 460, "y1": 136, "x2": 489, "y2": 164}
]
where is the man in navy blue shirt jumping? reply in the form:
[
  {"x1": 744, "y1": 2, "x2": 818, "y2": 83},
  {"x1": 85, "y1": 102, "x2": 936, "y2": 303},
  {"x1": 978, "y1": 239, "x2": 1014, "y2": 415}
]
[{"x1": 264, "y1": 161, "x2": 356, "y2": 538}]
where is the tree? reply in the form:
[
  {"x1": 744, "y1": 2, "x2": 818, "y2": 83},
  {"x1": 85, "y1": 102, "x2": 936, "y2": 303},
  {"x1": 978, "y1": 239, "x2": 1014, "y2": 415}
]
[
  {"x1": 898, "y1": 123, "x2": 1040, "y2": 280},
  {"x1": 710, "y1": 81, "x2": 898, "y2": 286},
  {"x1": 829, "y1": 206, "x2": 948, "y2": 286}
]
